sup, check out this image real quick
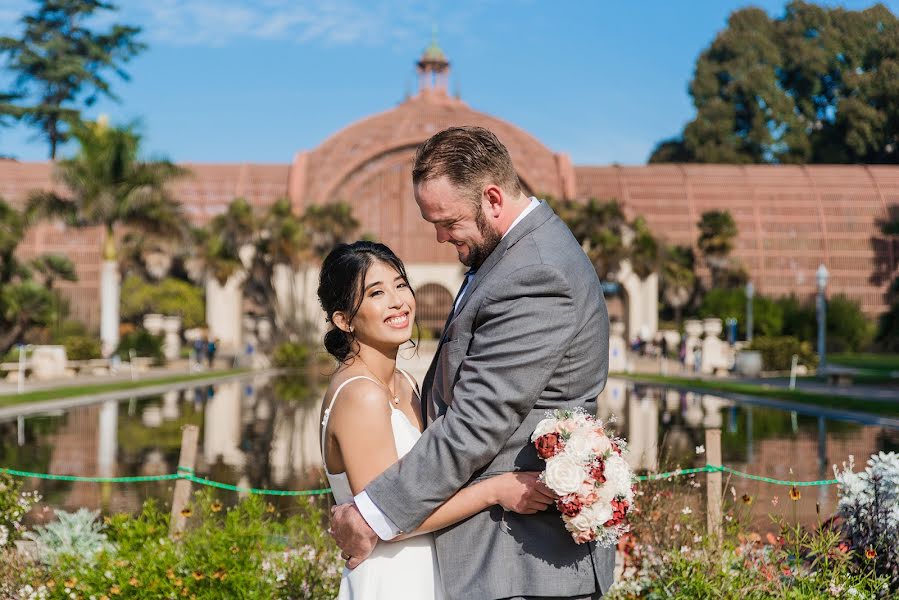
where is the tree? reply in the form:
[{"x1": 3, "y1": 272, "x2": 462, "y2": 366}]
[
  {"x1": 26, "y1": 118, "x2": 184, "y2": 353},
  {"x1": 650, "y1": 2, "x2": 899, "y2": 164},
  {"x1": 697, "y1": 210, "x2": 738, "y2": 288},
  {"x1": 0, "y1": 0, "x2": 145, "y2": 158},
  {"x1": 0, "y1": 199, "x2": 70, "y2": 355},
  {"x1": 196, "y1": 198, "x2": 358, "y2": 347},
  {"x1": 26, "y1": 118, "x2": 184, "y2": 260},
  {"x1": 660, "y1": 245, "x2": 696, "y2": 325},
  {"x1": 876, "y1": 208, "x2": 899, "y2": 350}
]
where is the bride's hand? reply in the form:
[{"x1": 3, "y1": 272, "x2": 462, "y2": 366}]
[{"x1": 490, "y1": 471, "x2": 556, "y2": 514}]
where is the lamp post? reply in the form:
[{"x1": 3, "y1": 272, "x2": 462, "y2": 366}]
[
  {"x1": 816, "y1": 264, "x2": 829, "y2": 369},
  {"x1": 745, "y1": 281, "x2": 755, "y2": 343}
]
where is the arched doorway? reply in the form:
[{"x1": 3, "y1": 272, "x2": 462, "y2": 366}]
[{"x1": 416, "y1": 283, "x2": 453, "y2": 339}]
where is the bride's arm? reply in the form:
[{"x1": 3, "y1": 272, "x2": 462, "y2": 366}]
[{"x1": 332, "y1": 381, "x2": 554, "y2": 540}]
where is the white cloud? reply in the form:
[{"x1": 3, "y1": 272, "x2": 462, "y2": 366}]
[{"x1": 120, "y1": 0, "x2": 451, "y2": 48}]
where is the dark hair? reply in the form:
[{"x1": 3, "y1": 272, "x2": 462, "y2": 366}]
[
  {"x1": 412, "y1": 126, "x2": 522, "y2": 205},
  {"x1": 317, "y1": 241, "x2": 415, "y2": 362}
]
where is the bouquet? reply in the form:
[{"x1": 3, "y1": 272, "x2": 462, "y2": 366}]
[{"x1": 531, "y1": 408, "x2": 634, "y2": 546}]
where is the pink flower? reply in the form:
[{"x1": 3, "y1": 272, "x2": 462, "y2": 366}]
[
  {"x1": 557, "y1": 494, "x2": 584, "y2": 517},
  {"x1": 574, "y1": 529, "x2": 596, "y2": 543},
  {"x1": 579, "y1": 482, "x2": 599, "y2": 506},
  {"x1": 589, "y1": 459, "x2": 607, "y2": 484}
]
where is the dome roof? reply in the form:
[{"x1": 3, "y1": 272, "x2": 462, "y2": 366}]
[{"x1": 299, "y1": 92, "x2": 571, "y2": 207}]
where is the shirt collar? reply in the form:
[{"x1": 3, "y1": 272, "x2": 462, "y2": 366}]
[{"x1": 501, "y1": 197, "x2": 541, "y2": 241}]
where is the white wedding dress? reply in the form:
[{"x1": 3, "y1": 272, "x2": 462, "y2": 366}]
[{"x1": 321, "y1": 372, "x2": 444, "y2": 600}]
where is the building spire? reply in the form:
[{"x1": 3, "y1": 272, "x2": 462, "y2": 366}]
[{"x1": 416, "y1": 26, "x2": 450, "y2": 95}]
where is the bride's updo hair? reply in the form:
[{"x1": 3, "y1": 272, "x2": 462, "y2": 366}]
[{"x1": 318, "y1": 241, "x2": 414, "y2": 362}]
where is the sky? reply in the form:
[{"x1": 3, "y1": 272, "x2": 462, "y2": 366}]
[{"x1": 1, "y1": 0, "x2": 897, "y2": 165}]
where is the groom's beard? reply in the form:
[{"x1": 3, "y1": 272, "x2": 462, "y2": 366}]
[{"x1": 463, "y1": 204, "x2": 502, "y2": 269}]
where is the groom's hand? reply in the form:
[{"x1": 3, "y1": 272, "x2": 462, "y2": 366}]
[{"x1": 330, "y1": 503, "x2": 378, "y2": 569}]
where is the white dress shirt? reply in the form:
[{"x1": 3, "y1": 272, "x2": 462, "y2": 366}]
[{"x1": 355, "y1": 197, "x2": 542, "y2": 540}]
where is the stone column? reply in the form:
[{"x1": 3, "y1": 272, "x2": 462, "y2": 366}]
[
  {"x1": 608, "y1": 321, "x2": 627, "y2": 373},
  {"x1": 97, "y1": 400, "x2": 118, "y2": 478},
  {"x1": 203, "y1": 381, "x2": 244, "y2": 467},
  {"x1": 162, "y1": 316, "x2": 182, "y2": 362},
  {"x1": 684, "y1": 319, "x2": 703, "y2": 370},
  {"x1": 100, "y1": 260, "x2": 120, "y2": 357},
  {"x1": 206, "y1": 273, "x2": 245, "y2": 354},
  {"x1": 162, "y1": 390, "x2": 180, "y2": 420},
  {"x1": 701, "y1": 318, "x2": 724, "y2": 374}
]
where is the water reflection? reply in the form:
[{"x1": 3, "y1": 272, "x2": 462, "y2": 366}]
[
  {"x1": 0, "y1": 374, "x2": 326, "y2": 515},
  {"x1": 1, "y1": 375, "x2": 898, "y2": 528},
  {"x1": 599, "y1": 378, "x2": 899, "y2": 526}
]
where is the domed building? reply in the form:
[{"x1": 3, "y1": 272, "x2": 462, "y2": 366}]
[{"x1": 4, "y1": 40, "x2": 898, "y2": 354}]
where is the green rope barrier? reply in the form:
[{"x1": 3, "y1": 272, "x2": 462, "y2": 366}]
[
  {"x1": 0, "y1": 467, "x2": 181, "y2": 484},
  {"x1": 0, "y1": 463, "x2": 839, "y2": 495}
]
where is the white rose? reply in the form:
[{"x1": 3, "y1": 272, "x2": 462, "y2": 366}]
[
  {"x1": 564, "y1": 430, "x2": 595, "y2": 463},
  {"x1": 544, "y1": 455, "x2": 585, "y2": 494},
  {"x1": 531, "y1": 418, "x2": 556, "y2": 441},
  {"x1": 569, "y1": 502, "x2": 612, "y2": 531},
  {"x1": 591, "y1": 434, "x2": 612, "y2": 455},
  {"x1": 604, "y1": 454, "x2": 634, "y2": 501}
]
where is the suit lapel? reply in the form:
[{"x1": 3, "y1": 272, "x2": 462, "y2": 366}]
[{"x1": 422, "y1": 201, "x2": 556, "y2": 423}]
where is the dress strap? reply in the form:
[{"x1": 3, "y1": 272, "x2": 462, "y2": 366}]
[
  {"x1": 397, "y1": 368, "x2": 421, "y2": 400},
  {"x1": 320, "y1": 375, "x2": 379, "y2": 464}
]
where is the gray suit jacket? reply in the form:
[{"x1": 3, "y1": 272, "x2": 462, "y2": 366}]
[{"x1": 366, "y1": 201, "x2": 613, "y2": 599}]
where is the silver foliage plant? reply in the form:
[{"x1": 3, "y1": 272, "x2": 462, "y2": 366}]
[
  {"x1": 835, "y1": 451, "x2": 899, "y2": 589},
  {"x1": 23, "y1": 508, "x2": 115, "y2": 567}
]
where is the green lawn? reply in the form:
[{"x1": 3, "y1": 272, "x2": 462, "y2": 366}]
[
  {"x1": 828, "y1": 353, "x2": 899, "y2": 373},
  {"x1": 612, "y1": 373, "x2": 899, "y2": 418},
  {"x1": 0, "y1": 368, "x2": 250, "y2": 408}
]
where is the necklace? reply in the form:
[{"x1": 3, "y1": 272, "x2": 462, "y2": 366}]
[{"x1": 357, "y1": 358, "x2": 400, "y2": 405}]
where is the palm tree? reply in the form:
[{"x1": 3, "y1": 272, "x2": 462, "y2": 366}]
[
  {"x1": 26, "y1": 117, "x2": 184, "y2": 354},
  {"x1": 303, "y1": 201, "x2": 359, "y2": 260},
  {"x1": 0, "y1": 199, "x2": 61, "y2": 354},
  {"x1": 660, "y1": 245, "x2": 696, "y2": 325},
  {"x1": 697, "y1": 210, "x2": 738, "y2": 288}
]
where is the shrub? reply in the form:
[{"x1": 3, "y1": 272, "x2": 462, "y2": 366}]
[
  {"x1": 836, "y1": 452, "x2": 899, "y2": 591},
  {"x1": 115, "y1": 329, "x2": 164, "y2": 364},
  {"x1": 272, "y1": 341, "x2": 311, "y2": 369},
  {"x1": 826, "y1": 294, "x2": 875, "y2": 353},
  {"x1": 24, "y1": 508, "x2": 114, "y2": 567},
  {"x1": 59, "y1": 335, "x2": 101, "y2": 360},
  {"x1": 749, "y1": 335, "x2": 818, "y2": 371},
  {"x1": 0, "y1": 473, "x2": 40, "y2": 550},
  {"x1": 31, "y1": 493, "x2": 342, "y2": 599},
  {"x1": 698, "y1": 288, "x2": 784, "y2": 338},
  {"x1": 120, "y1": 274, "x2": 206, "y2": 329}
]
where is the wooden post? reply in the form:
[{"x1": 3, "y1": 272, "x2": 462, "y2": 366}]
[
  {"x1": 170, "y1": 425, "x2": 199, "y2": 538},
  {"x1": 705, "y1": 428, "x2": 722, "y2": 545}
]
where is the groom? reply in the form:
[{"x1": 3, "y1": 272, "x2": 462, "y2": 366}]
[{"x1": 331, "y1": 126, "x2": 614, "y2": 599}]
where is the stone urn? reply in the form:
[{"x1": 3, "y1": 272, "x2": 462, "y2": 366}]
[
  {"x1": 143, "y1": 313, "x2": 164, "y2": 336},
  {"x1": 735, "y1": 350, "x2": 763, "y2": 377},
  {"x1": 702, "y1": 318, "x2": 723, "y2": 338}
]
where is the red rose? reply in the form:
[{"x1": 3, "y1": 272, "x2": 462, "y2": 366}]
[
  {"x1": 590, "y1": 460, "x2": 606, "y2": 484},
  {"x1": 535, "y1": 433, "x2": 563, "y2": 459},
  {"x1": 604, "y1": 499, "x2": 630, "y2": 527},
  {"x1": 556, "y1": 494, "x2": 583, "y2": 517}
]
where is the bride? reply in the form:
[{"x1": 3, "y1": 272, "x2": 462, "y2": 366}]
[{"x1": 318, "y1": 241, "x2": 553, "y2": 599}]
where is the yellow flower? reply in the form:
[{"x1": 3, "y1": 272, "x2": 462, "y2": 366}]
[
  {"x1": 741, "y1": 494, "x2": 753, "y2": 505},
  {"x1": 46, "y1": 580, "x2": 56, "y2": 589},
  {"x1": 866, "y1": 547, "x2": 877, "y2": 560},
  {"x1": 210, "y1": 501, "x2": 223, "y2": 513},
  {"x1": 64, "y1": 577, "x2": 78, "y2": 588},
  {"x1": 129, "y1": 577, "x2": 140, "y2": 587},
  {"x1": 166, "y1": 569, "x2": 175, "y2": 579},
  {"x1": 109, "y1": 585, "x2": 121, "y2": 595},
  {"x1": 100, "y1": 596, "x2": 109, "y2": 600},
  {"x1": 789, "y1": 486, "x2": 801, "y2": 501},
  {"x1": 180, "y1": 508, "x2": 193, "y2": 518},
  {"x1": 266, "y1": 503, "x2": 276, "y2": 514},
  {"x1": 114, "y1": 560, "x2": 129, "y2": 568},
  {"x1": 174, "y1": 578, "x2": 183, "y2": 588},
  {"x1": 212, "y1": 569, "x2": 227, "y2": 581},
  {"x1": 230, "y1": 545, "x2": 239, "y2": 554},
  {"x1": 192, "y1": 570, "x2": 204, "y2": 581}
]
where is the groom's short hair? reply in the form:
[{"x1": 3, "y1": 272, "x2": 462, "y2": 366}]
[{"x1": 412, "y1": 126, "x2": 522, "y2": 205}]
